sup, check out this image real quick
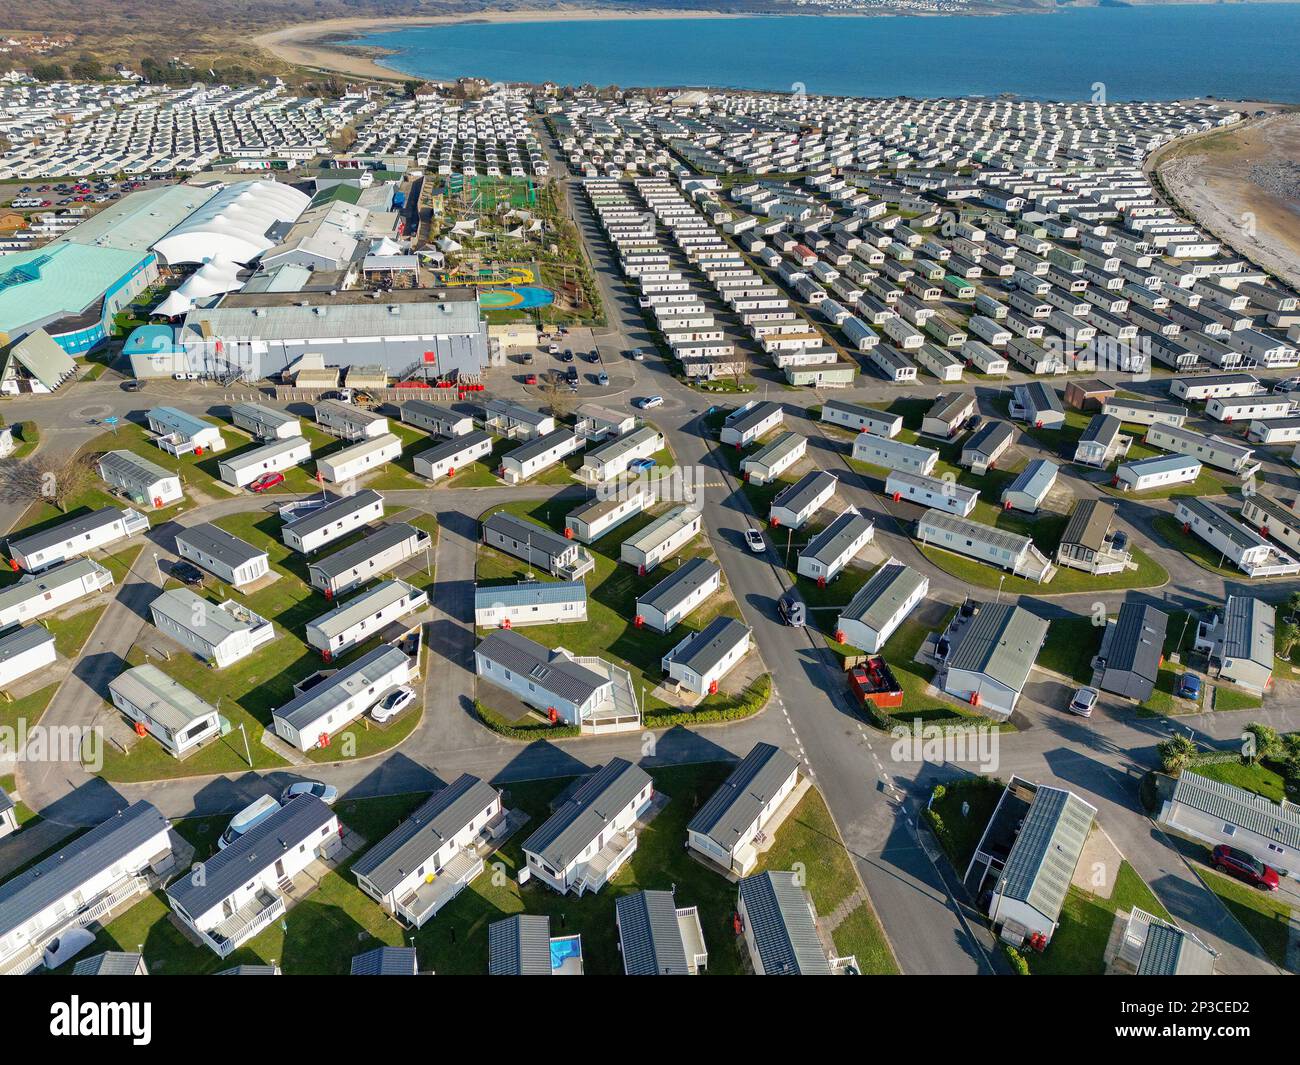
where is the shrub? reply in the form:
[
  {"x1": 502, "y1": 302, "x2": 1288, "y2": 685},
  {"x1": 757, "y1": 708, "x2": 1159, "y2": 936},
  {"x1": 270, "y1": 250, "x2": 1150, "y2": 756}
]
[
  {"x1": 642, "y1": 673, "x2": 772, "y2": 729},
  {"x1": 1158, "y1": 734, "x2": 1198, "y2": 774},
  {"x1": 1004, "y1": 945, "x2": 1031, "y2": 975},
  {"x1": 472, "y1": 699, "x2": 579, "y2": 741}
]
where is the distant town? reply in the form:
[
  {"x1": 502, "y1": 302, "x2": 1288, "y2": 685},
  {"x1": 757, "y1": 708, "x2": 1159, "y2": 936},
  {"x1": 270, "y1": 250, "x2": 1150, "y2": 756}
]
[{"x1": 0, "y1": 64, "x2": 1297, "y2": 985}]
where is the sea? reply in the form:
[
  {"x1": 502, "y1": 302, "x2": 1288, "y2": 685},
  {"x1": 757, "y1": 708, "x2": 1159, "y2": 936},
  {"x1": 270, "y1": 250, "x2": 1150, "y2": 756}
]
[{"x1": 346, "y1": 3, "x2": 1300, "y2": 102}]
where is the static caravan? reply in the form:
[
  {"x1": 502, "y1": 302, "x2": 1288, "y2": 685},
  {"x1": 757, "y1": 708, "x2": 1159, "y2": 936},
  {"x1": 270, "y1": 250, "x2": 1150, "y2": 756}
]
[
  {"x1": 740, "y1": 432, "x2": 806, "y2": 486},
  {"x1": 765, "y1": 470, "x2": 836, "y2": 530},
  {"x1": 97, "y1": 451, "x2": 182, "y2": 508},
  {"x1": 662, "y1": 617, "x2": 753, "y2": 699},
  {"x1": 1001, "y1": 459, "x2": 1059, "y2": 514},
  {"x1": 721, "y1": 402, "x2": 784, "y2": 447},
  {"x1": 479, "y1": 400, "x2": 556, "y2": 441},
  {"x1": 474, "y1": 580, "x2": 588, "y2": 629},
  {"x1": 149, "y1": 589, "x2": 275, "y2": 668},
  {"x1": 1145, "y1": 424, "x2": 1260, "y2": 478},
  {"x1": 1172, "y1": 497, "x2": 1300, "y2": 578},
  {"x1": 0, "y1": 558, "x2": 114, "y2": 629},
  {"x1": 0, "y1": 625, "x2": 57, "y2": 689},
  {"x1": 1193, "y1": 595, "x2": 1275, "y2": 694},
  {"x1": 307, "y1": 522, "x2": 432, "y2": 598},
  {"x1": 400, "y1": 400, "x2": 475, "y2": 438},
  {"x1": 566, "y1": 482, "x2": 655, "y2": 544},
  {"x1": 960, "y1": 421, "x2": 1015, "y2": 475},
  {"x1": 835, "y1": 559, "x2": 929, "y2": 653},
  {"x1": 796, "y1": 508, "x2": 875, "y2": 582},
  {"x1": 1158, "y1": 775, "x2": 1299, "y2": 880},
  {"x1": 962, "y1": 340, "x2": 1010, "y2": 375},
  {"x1": 500, "y1": 430, "x2": 583, "y2": 485},
  {"x1": 282, "y1": 490, "x2": 385, "y2": 554},
  {"x1": 851, "y1": 434, "x2": 939, "y2": 476},
  {"x1": 1169, "y1": 373, "x2": 1261, "y2": 402},
  {"x1": 921, "y1": 393, "x2": 976, "y2": 439},
  {"x1": 218, "y1": 436, "x2": 312, "y2": 488},
  {"x1": 174, "y1": 523, "x2": 270, "y2": 589},
  {"x1": 620, "y1": 506, "x2": 702, "y2": 573},
  {"x1": 940, "y1": 604, "x2": 1050, "y2": 717},
  {"x1": 8, "y1": 506, "x2": 149, "y2": 572},
  {"x1": 1250, "y1": 417, "x2": 1300, "y2": 444},
  {"x1": 108, "y1": 664, "x2": 222, "y2": 759},
  {"x1": 314, "y1": 400, "x2": 390, "y2": 441},
  {"x1": 1056, "y1": 499, "x2": 1129, "y2": 575},
  {"x1": 146, "y1": 406, "x2": 226, "y2": 456},
  {"x1": 635, "y1": 557, "x2": 722, "y2": 633},
  {"x1": 685, "y1": 742, "x2": 796, "y2": 874},
  {"x1": 821, "y1": 400, "x2": 901, "y2": 438},
  {"x1": 1205, "y1": 396, "x2": 1295, "y2": 424},
  {"x1": 305, "y1": 579, "x2": 427, "y2": 656},
  {"x1": 1114, "y1": 453, "x2": 1202, "y2": 492},
  {"x1": 316, "y1": 433, "x2": 402, "y2": 485},
  {"x1": 413, "y1": 431, "x2": 494, "y2": 482},
  {"x1": 886, "y1": 470, "x2": 978, "y2": 518},
  {"x1": 474, "y1": 628, "x2": 619, "y2": 729},
  {"x1": 916, "y1": 343, "x2": 964, "y2": 382},
  {"x1": 1100, "y1": 397, "x2": 1188, "y2": 428},
  {"x1": 581, "y1": 426, "x2": 663, "y2": 483},
  {"x1": 1240, "y1": 494, "x2": 1300, "y2": 557},
  {"x1": 1011, "y1": 382, "x2": 1065, "y2": 429},
  {"x1": 867, "y1": 344, "x2": 918, "y2": 382},
  {"x1": 271, "y1": 645, "x2": 414, "y2": 751},
  {"x1": 229, "y1": 402, "x2": 301, "y2": 441},
  {"x1": 917, "y1": 511, "x2": 1055, "y2": 582},
  {"x1": 1073, "y1": 414, "x2": 1130, "y2": 468},
  {"x1": 482, "y1": 512, "x2": 593, "y2": 580}
]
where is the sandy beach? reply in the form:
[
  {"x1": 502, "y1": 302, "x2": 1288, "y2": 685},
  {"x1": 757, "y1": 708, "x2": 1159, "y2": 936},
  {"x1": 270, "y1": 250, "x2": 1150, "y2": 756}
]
[{"x1": 255, "y1": 8, "x2": 746, "y2": 81}]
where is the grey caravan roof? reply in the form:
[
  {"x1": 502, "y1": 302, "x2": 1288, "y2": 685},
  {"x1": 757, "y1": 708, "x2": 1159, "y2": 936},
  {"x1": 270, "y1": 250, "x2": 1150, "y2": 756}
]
[
  {"x1": 801, "y1": 509, "x2": 873, "y2": 567},
  {"x1": 1104, "y1": 602, "x2": 1167, "y2": 686},
  {"x1": 508, "y1": 429, "x2": 577, "y2": 465},
  {"x1": 0, "y1": 801, "x2": 168, "y2": 937},
  {"x1": 72, "y1": 951, "x2": 143, "y2": 976},
  {"x1": 840, "y1": 560, "x2": 928, "y2": 633},
  {"x1": 167, "y1": 796, "x2": 334, "y2": 917},
  {"x1": 737, "y1": 870, "x2": 831, "y2": 975},
  {"x1": 0, "y1": 624, "x2": 54, "y2": 666},
  {"x1": 1060, "y1": 498, "x2": 1115, "y2": 552},
  {"x1": 98, "y1": 449, "x2": 174, "y2": 486},
  {"x1": 9, "y1": 506, "x2": 122, "y2": 557},
  {"x1": 771, "y1": 470, "x2": 836, "y2": 516},
  {"x1": 283, "y1": 490, "x2": 383, "y2": 539},
  {"x1": 351, "y1": 774, "x2": 499, "y2": 895},
  {"x1": 488, "y1": 914, "x2": 552, "y2": 975},
  {"x1": 350, "y1": 946, "x2": 418, "y2": 975},
  {"x1": 482, "y1": 511, "x2": 573, "y2": 559},
  {"x1": 637, "y1": 557, "x2": 720, "y2": 616},
  {"x1": 474, "y1": 580, "x2": 586, "y2": 611},
  {"x1": 311, "y1": 522, "x2": 425, "y2": 581},
  {"x1": 475, "y1": 628, "x2": 605, "y2": 704},
  {"x1": 667, "y1": 616, "x2": 751, "y2": 678},
  {"x1": 1220, "y1": 595, "x2": 1275, "y2": 669},
  {"x1": 688, "y1": 742, "x2": 798, "y2": 851},
  {"x1": 945, "y1": 603, "x2": 1048, "y2": 694},
  {"x1": 724, "y1": 400, "x2": 782, "y2": 434},
  {"x1": 175, "y1": 522, "x2": 266, "y2": 569},
  {"x1": 616, "y1": 890, "x2": 689, "y2": 975},
  {"x1": 998, "y1": 785, "x2": 1096, "y2": 926},
  {"x1": 415, "y1": 429, "x2": 492, "y2": 467},
  {"x1": 273, "y1": 645, "x2": 409, "y2": 733},
  {"x1": 523, "y1": 757, "x2": 651, "y2": 869},
  {"x1": 964, "y1": 420, "x2": 1014, "y2": 457}
]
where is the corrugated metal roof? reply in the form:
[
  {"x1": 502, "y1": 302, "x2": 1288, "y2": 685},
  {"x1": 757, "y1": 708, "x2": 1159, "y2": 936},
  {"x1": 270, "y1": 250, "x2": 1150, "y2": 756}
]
[
  {"x1": 273, "y1": 645, "x2": 409, "y2": 732},
  {"x1": 475, "y1": 628, "x2": 606, "y2": 705},
  {"x1": 624, "y1": 506, "x2": 700, "y2": 555},
  {"x1": 616, "y1": 890, "x2": 689, "y2": 975},
  {"x1": 175, "y1": 522, "x2": 266, "y2": 569},
  {"x1": 415, "y1": 429, "x2": 492, "y2": 467},
  {"x1": 308, "y1": 579, "x2": 423, "y2": 640},
  {"x1": 98, "y1": 449, "x2": 176, "y2": 488},
  {"x1": 0, "y1": 558, "x2": 109, "y2": 613},
  {"x1": 964, "y1": 419, "x2": 1014, "y2": 457},
  {"x1": 9, "y1": 505, "x2": 123, "y2": 557},
  {"x1": 523, "y1": 758, "x2": 651, "y2": 870},
  {"x1": 666, "y1": 616, "x2": 751, "y2": 678},
  {"x1": 839, "y1": 559, "x2": 927, "y2": 633},
  {"x1": 108, "y1": 664, "x2": 217, "y2": 732},
  {"x1": 801, "y1": 509, "x2": 874, "y2": 567},
  {"x1": 482, "y1": 511, "x2": 573, "y2": 560},
  {"x1": 349, "y1": 946, "x2": 417, "y2": 975},
  {"x1": 0, "y1": 802, "x2": 169, "y2": 937},
  {"x1": 771, "y1": 470, "x2": 837, "y2": 517},
  {"x1": 310, "y1": 522, "x2": 426, "y2": 581},
  {"x1": 998, "y1": 785, "x2": 1096, "y2": 925},
  {"x1": 1060, "y1": 498, "x2": 1116, "y2": 552},
  {"x1": 1104, "y1": 602, "x2": 1167, "y2": 684},
  {"x1": 474, "y1": 580, "x2": 586, "y2": 611},
  {"x1": 637, "y1": 557, "x2": 720, "y2": 616},
  {"x1": 352, "y1": 774, "x2": 498, "y2": 895},
  {"x1": 918, "y1": 510, "x2": 1032, "y2": 555},
  {"x1": 946, "y1": 603, "x2": 1048, "y2": 694},
  {"x1": 284, "y1": 490, "x2": 383, "y2": 539},
  {"x1": 737, "y1": 871, "x2": 831, "y2": 975},
  {"x1": 488, "y1": 914, "x2": 552, "y2": 975},
  {"x1": 1171, "y1": 771, "x2": 1300, "y2": 850},
  {"x1": 1221, "y1": 595, "x2": 1275, "y2": 669},
  {"x1": 72, "y1": 951, "x2": 144, "y2": 976},
  {"x1": 725, "y1": 400, "x2": 783, "y2": 434},
  {"x1": 0, "y1": 623, "x2": 54, "y2": 666}
]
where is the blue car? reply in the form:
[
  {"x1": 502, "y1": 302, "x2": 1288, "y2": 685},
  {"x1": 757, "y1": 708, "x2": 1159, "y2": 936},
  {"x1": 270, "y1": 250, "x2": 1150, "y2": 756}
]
[
  {"x1": 629, "y1": 457, "x2": 657, "y2": 471},
  {"x1": 1176, "y1": 673, "x2": 1202, "y2": 700}
]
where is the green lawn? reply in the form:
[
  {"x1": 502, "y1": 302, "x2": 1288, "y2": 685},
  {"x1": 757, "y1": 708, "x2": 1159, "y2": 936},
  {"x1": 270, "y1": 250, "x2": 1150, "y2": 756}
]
[
  {"x1": 0, "y1": 685, "x2": 57, "y2": 744},
  {"x1": 1190, "y1": 759, "x2": 1288, "y2": 803},
  {"x1": 919, "y1": 541, "x2": 1167, "y2": 596},
  {"x1": 1200, "y1": 867, "x2": 1293, "y2": 968},
  {"x1": 476, "y1": 500, "x2": 740, "y2": 713},
  {"x1": 1151, "y1": 511, "x2": 1251, "y2": 580},
  {"x1": 1100, "y1": 466, "x2": 1235, "y2": 501},
  {"x1": 926, "y1": 777, "x2": 1005, "y2": 871},
  {"x1": 1212, "y1": 686, "x2": 1265, "y2": 712},
  {"x1": 1037, "y1": 615, "x2": 1104, "y2": 684},
  {"x1": 76, "y1": 762, "x2": 897, "y2": 975},
  {"x1": 1028, "y1": 860, "x2": 1172, "y2": 975}
]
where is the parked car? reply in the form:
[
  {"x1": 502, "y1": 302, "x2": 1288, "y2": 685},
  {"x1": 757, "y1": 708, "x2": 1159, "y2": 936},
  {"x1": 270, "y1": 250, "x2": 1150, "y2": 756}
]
[
  {"x1": 279, "y1": 780, "x2": 339, "y2": 806},
  {"x1": 561, "y1": 350, "x2": 574, "y2": 362},
  {"x1": 522, "y1": 351, "x2": 535, "y2": 364},
  {"x1": 637, "y1": 395, "x2": 664, "y2": 410},
  {"x1": 121, "y1": 379, "x2": 146, "y2": 392},
  {"x1": 597, "y1": 372, "x2": 609, "y2": 386},
  {"x1": 170, "y1": 560, "x2": 206, "y2": 586},
  {"x1": 628, "y1": 457, "x2": 656, "y2": 471},
  {"x1": 966, "y1": 414, "x2": 982, "y2": 431},
  {"x1": 249, "y1": 472, "x2": 285, "y2": 493},
  {"x1": 1212, "y1": 845, "x2": 1280, "y2": 891},
  {"x1": 584, "y1": 351, "x2": 600, "y2": 363},
  {"x1": 778, "y1": 594, "x2": 805, "y2": 627},
  {"x1": 1176, "y1": 672, "x2": 1203, "y2": 701},
  {"x1": 43, "y1": 928, "x2": 96, "y2": 970},
  {"x1": 1068, "y1": 686, "x2": 1099, "y2": 718},
  {"x1": 218, "y1": 795, "x2": 282, "y2": 850},
  {"x1": 372, "y1": 685, "x2": 416, "y2": 723},
  {"x1": 1109, "y1": 531, "x2": 1128, "y2": 552},
  {"x1": 1273, "y1": 377, "x2": 1300, "y2": 393},
  {"x1": 745, "y1": 528, "x2": 765, "y2": 553},
  {"x1": 631, "y1": 350, "x2": 646, "y2": 361},
  {"x1": 524, "y1": 373, "x2": 538, "y2": 385}
]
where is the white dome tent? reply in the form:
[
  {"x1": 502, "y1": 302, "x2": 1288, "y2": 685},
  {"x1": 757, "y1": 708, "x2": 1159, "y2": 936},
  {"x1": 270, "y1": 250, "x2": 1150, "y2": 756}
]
[
  {"x1": 152, "y1": 180, "x2": 311, "y2": 266},
  {"x1": 153, "y1": 290, "x2": 194, "y2": 318}
]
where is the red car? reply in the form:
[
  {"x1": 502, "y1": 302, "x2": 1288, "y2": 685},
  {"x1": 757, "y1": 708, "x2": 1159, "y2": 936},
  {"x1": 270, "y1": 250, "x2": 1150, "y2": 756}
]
[
  {"x1": 1212, "y1": 845, "x2": 1280, "y2": 891},
  {"x1": 524, "y1": 373, "x2": 538, "y2": 385},
  {"x1": 248, "y1": 472, "x2": 285, "y2": 493}
]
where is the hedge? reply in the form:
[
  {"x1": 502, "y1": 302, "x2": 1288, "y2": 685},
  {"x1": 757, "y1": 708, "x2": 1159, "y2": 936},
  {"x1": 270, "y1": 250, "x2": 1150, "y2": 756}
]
[
  {"x1": 642, "y1": 673, "x2": 772, "y2": 729},
  {"x1": 1004, "y1": 944, "x2": 1031, "y2": 975},
  {"x1": 472, "y1": 699, "x2": 580, "y2": 741}
]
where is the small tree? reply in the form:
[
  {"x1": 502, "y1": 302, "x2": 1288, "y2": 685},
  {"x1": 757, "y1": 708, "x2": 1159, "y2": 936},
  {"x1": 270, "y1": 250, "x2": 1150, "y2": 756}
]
[
  {"x1": 40, "y1": 452, "x2": 98, "y2": 514},
  {"x1": 1158, "y1": 734, "x2": 1198, "y2": 775},
  {"x1": 1243, "y1": 722, "x2": 1282, "y2": 765}
]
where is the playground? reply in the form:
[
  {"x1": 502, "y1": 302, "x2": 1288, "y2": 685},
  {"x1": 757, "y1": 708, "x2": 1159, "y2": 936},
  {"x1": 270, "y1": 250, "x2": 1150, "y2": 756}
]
[{"x1": 439, "y1": 263, "x2": 556, "y2": 312}]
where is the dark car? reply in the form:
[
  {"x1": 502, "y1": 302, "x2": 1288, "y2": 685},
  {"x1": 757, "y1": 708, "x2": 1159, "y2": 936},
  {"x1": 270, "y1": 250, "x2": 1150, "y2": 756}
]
[
  {"x1": 561, "y1": 350, "x2": 574, "y2": 363},
  {"x1": 1212, "y1": 845, "x2": 1279, "y2": 891},
  {"x1": 1176, "y1": 672, "x2": 1202, "y2": 701},
  {"x1": 584, "y1": 351, "x2": 600, "y2": 363},
  {"x1": 170, "y1": 561, "x2": 206, "y2": 586},
  {"x1": 121, "y1": 379, "x2": 146, "y2": 392},
  {"x1": 966, "y1": 414, "x2": 982, "y2": 432}
]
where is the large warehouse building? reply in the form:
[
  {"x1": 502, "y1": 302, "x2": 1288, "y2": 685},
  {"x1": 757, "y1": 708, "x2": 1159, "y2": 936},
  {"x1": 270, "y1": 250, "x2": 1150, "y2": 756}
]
[{"x1": 128, "y1": 287, "x2": 489, "y2": 380}]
